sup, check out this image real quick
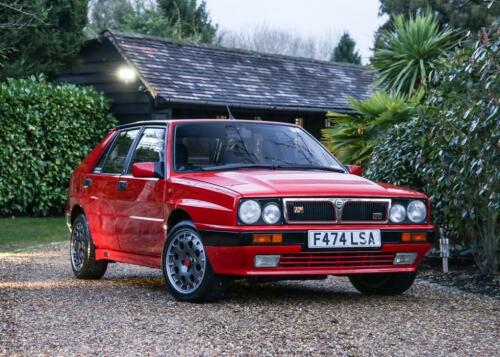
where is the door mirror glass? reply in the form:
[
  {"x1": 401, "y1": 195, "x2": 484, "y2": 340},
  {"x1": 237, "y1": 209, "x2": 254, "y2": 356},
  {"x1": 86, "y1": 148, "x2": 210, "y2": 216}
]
[
  {"x1": 131, "y1": 162, "x2": 164, "y2": 178},
  {"x1": 346, "y1": 164, "x2": 363, "y2": 176}
]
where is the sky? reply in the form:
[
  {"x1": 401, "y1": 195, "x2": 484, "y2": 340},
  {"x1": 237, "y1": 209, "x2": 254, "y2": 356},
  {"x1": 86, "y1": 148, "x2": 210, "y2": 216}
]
[{"x1": 204, "y1": 0, "x2": 387, "y2": 64}]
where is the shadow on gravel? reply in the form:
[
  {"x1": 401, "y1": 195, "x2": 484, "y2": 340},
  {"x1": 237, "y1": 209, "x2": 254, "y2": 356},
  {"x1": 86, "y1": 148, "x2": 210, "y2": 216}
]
[
  {"x1": 102, "y1": 276, "x2": 165, "y2": 290},
  {"x1": 80, "y1": 275, "x2": 421, "y2": 305},
  {"x1": 223, "y1": 279, "x2": 420, "y2": 305}
]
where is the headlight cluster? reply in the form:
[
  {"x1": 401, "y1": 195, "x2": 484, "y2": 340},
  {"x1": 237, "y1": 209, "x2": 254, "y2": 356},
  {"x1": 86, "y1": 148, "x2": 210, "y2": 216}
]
[
  {"x1": 389, "y1": 200, "x2": 427, "y2": 223},
  {"x1": 238, "y1": 200, "x2": 282, "y2": 225}
]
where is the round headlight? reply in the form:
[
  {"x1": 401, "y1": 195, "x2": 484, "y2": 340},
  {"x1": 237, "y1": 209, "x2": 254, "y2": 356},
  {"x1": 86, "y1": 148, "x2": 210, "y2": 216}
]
[
  {"x1": 262, "y1": 203, "x2": 281, "y2": 224},
  {"x1": 238, "y1": 200, "x2": 261, "y2": 224},
  {"x1": 390, "y1": 204, "x2": 406, "y2": 223},
  {"x1": 407, "y1": 200, "x2": 427, "y2": 223}
]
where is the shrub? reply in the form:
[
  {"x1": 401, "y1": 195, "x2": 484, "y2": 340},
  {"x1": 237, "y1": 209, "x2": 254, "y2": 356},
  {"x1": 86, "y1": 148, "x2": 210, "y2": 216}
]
[
  {"x1": 367, "y1": 26, "x2": 499, "y2": 275},
  {"x1": 322, "y1": 91, "x2": 421, "y2": 165},
  {"x1": 0, "y1": 77, "x2": 117, "y2": 216},
  {"x1": 365, "y1": 116, "x2": 430, "y2": 190},
  {"x1": 372, "y1": 11, "x2": 459, "y2": 95}
]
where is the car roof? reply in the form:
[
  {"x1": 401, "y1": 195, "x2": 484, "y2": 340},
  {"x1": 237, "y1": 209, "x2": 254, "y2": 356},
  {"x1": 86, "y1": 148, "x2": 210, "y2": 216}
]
[{"x1": 116, "y1": 119, "x2": 298, "y2": 130}]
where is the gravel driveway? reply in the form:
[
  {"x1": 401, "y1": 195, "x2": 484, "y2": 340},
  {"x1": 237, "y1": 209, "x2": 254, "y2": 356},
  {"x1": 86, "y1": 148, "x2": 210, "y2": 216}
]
[{"x1": 1, "y1": 242, "x2": 499, "y2": 356}]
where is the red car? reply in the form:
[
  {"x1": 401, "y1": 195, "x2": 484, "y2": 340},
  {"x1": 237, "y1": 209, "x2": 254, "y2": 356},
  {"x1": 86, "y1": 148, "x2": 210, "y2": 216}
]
[{"x1": 67, "y1": 120, "x2": 434, "y2": 302}]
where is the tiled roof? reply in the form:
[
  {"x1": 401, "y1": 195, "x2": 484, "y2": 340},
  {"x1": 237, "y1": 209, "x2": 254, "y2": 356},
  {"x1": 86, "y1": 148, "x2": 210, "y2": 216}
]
[{"x1": 105, "y1": 30, "x2": 374, "y2": 112}]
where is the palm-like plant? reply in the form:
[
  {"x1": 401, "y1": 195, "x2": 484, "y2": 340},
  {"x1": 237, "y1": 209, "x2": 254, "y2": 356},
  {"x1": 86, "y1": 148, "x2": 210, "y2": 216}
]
[
  {"x1": 321, "y1": 91, "x2": 422, "y2": 165},
  {"x1": 372, "y1": 12, "x2": 459, "y2": 96}
]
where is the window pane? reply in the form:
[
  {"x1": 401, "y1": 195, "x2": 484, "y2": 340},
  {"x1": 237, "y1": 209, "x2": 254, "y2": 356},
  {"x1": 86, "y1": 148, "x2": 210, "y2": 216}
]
[
  {"x1": 100, "y1": 129, "x2": 139, "y2": 174},
  {"x1": 130, "y1": 128, "x2": 166, "y2": 168},
  {"x1": 174, "y1": 122, "x2": 343, "y2": 172},
  {"x1": 93, "y1": 139, "x2": 115, "y2": 173}
]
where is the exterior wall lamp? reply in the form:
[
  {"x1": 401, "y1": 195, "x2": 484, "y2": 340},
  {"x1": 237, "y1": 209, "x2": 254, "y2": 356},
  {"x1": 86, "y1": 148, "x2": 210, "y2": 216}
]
[{"x1": 117, "y1": 65, "x2": 137, "y2": 84}]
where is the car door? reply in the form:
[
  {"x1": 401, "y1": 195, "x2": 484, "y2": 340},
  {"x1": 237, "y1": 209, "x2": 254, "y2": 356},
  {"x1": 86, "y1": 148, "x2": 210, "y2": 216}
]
[
  {"x1": 114, "y1": 126, "x2": 168, "y2": 256},
  {"x1": 83, "y1": 128, "x2": 141, "y2": 251}
]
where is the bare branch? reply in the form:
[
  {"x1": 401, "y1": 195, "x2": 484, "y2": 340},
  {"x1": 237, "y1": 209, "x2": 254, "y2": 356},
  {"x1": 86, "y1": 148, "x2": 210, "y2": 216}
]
[{"x1": 217, "y1": 24, "x2": 339, "y2": 61}]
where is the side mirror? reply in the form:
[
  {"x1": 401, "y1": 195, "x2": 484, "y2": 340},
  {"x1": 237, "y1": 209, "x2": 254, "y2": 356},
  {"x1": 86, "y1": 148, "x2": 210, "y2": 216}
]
[
  {"x1": 346, "y1": 164, "x2": 363, "y2": 176},
  {"x1": 131, "y1": 162, "x2": 164, "y2": 178}
]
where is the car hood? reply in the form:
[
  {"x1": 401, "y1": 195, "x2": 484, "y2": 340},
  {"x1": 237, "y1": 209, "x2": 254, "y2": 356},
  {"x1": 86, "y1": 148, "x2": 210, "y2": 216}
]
[{"x1": 181, "y1": 170, "x2": 426, "y2": 198}]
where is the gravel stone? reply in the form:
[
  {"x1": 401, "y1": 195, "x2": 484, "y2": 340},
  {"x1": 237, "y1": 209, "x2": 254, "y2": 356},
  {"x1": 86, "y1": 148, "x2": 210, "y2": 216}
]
[{"x1": 1, "y1": 242, "x2": 499, "y2": 356}]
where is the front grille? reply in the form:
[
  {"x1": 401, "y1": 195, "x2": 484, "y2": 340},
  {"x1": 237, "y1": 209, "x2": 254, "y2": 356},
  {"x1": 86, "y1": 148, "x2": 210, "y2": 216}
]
[
  {"x1": 286, "y1": 201, "x2": 335, "y2": 222},
  {"x1": 284, "y1": 198, "x2": 390, "y2": 224},
  {"x1": 342, "y1": 201, "x2": 388, "y2": 222},
  {"x1": 279, "y1": 251, "x2": 395, "y2": 268}
]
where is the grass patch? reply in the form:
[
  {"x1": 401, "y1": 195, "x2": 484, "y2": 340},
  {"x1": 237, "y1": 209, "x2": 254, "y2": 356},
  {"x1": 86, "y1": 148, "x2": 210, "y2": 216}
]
[{"x1": 0, "y1": 217, "x2": 68, "y2": 252}]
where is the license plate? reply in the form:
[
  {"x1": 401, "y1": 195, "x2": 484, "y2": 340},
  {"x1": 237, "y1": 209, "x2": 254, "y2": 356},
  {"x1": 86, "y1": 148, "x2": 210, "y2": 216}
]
[{"x1": 308, "y1": 230, "x2": 381, "y2": 248}]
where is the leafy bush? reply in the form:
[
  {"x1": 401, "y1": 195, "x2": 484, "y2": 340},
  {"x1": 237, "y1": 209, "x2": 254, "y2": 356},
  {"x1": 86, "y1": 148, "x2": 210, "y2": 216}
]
[
  {"x1": 0, "y1": 77, "x2": 116, "y2": 216},
  {"x1": 322, "y1": 91, "x2": 421, "y2": 165},
  {"x1": 367, "y1": 26, "x2": 499, "y2": 275},
  {"x1": 366, "y1": 116, "x2": 430, "y2": 189}
]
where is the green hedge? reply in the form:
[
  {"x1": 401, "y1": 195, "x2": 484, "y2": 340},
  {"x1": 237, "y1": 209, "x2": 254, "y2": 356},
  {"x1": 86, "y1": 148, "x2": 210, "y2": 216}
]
[
  {"x1": 0, "y1": 77, "x2": 117, "y2": 216},
  {"x1": 366, "y1": 26, "x2": 499, "y2": 275}
]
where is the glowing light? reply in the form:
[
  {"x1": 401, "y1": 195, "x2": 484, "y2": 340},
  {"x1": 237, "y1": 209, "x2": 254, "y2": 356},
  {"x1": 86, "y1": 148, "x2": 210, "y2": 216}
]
[{"x1": 117, "y1": 66, "x2": 136, "y2": 83}]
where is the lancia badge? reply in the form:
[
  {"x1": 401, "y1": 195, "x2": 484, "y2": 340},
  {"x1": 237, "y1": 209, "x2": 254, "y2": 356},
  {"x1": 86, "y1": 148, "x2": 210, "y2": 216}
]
[{"x1": 335, "y1": 199, "x2": 345, "y2": 210}]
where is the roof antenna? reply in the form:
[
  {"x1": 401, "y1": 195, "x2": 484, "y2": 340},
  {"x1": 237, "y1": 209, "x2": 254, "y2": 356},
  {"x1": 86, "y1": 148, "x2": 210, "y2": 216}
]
[{"x1": 226, "y1": 105, "x2": 235, "y2": 120}]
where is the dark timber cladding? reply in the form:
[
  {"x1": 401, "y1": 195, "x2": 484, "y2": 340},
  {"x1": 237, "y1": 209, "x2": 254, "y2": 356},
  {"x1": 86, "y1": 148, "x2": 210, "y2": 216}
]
[{"x1": 61, "y1": 30, "x2": 373, "y2": 138}]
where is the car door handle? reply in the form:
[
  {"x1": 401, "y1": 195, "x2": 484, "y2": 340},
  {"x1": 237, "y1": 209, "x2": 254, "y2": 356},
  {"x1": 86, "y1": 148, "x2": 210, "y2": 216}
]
[
  {"x1": 117, "y1": 180, "x2": 128, "y2": 191},
  {"x1": 83, "y1": 178, "x2": 92, "y2": 188}
]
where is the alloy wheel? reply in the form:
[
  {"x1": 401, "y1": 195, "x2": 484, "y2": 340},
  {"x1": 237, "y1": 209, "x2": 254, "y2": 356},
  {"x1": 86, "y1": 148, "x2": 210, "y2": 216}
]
[
  {"x1": 165, "y1": 229, "x2": 207, "y2": 294},
  {"x1": 70, "y1": 221, "x2": 88, "y2": 271}
]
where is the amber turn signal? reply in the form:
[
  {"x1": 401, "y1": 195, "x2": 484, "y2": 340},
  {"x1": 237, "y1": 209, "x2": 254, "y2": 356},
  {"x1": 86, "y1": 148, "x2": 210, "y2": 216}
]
[
  {"x1": 402, "y1": 232, "x2": 427, "y2": 243},
  {"x1": 252, "y1": 233, "x2": 283, "y2": 244}
]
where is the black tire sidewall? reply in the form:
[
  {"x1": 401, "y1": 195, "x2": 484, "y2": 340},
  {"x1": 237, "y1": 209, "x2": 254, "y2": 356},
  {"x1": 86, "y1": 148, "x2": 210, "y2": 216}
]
[
  {"x1": 349, "y1": 272, "x2": 416, "y2": 295},
  {"x1": 70, "y1": 214, "x2": 107, "y2": 279}
]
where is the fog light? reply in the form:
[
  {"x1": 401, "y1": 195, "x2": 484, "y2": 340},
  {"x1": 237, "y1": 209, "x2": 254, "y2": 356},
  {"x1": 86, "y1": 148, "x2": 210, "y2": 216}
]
[
  {"x1": 254, "y1": 255, "x2": 280, "y2": 268},
  {"x1": 393, "y1": 252, "x2": 417, "y2": 265}
]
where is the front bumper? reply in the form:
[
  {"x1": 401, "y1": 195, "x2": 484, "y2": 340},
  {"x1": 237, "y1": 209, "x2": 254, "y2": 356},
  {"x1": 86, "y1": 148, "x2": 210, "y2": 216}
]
[{"x1": 201, "y1": 230, "x2": 433, "y2": 277}]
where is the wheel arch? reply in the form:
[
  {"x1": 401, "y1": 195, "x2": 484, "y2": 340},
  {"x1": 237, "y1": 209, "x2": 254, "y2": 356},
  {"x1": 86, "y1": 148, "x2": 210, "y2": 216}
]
[
  {"x1": 70, "y1": 205, "x2": 85, "y2": 225},
  {"x1": 167, "y1": 208, "x2": 194, "y2": 233}
]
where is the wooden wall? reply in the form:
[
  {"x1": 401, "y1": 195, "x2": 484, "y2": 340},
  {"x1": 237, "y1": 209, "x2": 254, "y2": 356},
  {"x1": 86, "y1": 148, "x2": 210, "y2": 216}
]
[
  {"x1": 170, "y1": 104, "x2": 327, "y2": 139},
  {"x1": 60, "y1": 38, "x2": 328, "y2": 139},
  {"x1": 59, "y1": 38, "x2": 153, "y2": 124}
]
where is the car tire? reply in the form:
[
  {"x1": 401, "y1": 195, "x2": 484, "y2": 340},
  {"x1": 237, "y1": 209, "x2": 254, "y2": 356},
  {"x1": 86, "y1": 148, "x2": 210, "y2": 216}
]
[
  {"x1": 70, "y1": 214, "x2": 108, "y2": 279},
  {"x1": 348, "y1": 272, "x2": 416, "y2": 295},
  {"x1": 162, "y1": 220, "x2": 228, "y2": 302}
]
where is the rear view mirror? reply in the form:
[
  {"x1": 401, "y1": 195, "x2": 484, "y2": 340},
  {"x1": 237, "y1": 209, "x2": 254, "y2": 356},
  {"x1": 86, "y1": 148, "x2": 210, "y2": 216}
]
[
  {"x1": 346, "y1": 164, "x2": 363, "y2": 176},
  {"x1": 131, "y1": 162, "x2": 164, "y2": 178}
]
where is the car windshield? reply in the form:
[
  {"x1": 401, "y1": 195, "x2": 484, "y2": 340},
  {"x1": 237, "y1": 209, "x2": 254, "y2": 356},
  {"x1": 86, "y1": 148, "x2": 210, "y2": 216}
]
[{"x1": 174, "y1": 122, "x2": 345, "y2": 172}]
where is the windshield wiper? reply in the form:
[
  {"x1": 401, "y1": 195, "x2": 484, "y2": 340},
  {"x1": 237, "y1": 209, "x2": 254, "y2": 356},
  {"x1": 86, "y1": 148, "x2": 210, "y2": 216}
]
[
  {"x1": 273, "y1": 165, "x2": 346, "y2": 173},
  {"x1": 199, "y1": 163, "x2": 345, "y2": 173},
  {"x1": 200, "y1": 163, "x2": 277, "y2": 171}
]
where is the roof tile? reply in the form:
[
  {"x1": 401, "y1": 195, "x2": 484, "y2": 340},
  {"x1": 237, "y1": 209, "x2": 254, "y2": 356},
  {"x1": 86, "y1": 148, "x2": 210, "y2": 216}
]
[{"x1": 106, "y1": 30, "x2": 374, "y2": 111}]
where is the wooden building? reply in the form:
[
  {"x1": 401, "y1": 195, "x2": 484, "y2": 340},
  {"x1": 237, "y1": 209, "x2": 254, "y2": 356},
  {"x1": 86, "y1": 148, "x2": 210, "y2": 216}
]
[{"x1": 61, "y1": 30, "x2": 373, "y2": 138}]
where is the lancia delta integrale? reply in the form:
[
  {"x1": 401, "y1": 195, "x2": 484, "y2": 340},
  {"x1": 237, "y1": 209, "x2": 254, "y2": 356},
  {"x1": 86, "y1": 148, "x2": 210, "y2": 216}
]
[{"x1": 67, "y1": 120, "x2": 434, "y2": 302}]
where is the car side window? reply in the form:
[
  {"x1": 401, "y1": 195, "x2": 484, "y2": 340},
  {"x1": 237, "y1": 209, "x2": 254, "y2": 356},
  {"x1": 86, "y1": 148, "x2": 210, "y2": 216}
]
[
  {"x1": 97, "y1": 129, "x2": 140, "y2": 174},
  {"x1": 128, "y1": 127, "x2": 166, "y2": 171}
]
